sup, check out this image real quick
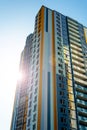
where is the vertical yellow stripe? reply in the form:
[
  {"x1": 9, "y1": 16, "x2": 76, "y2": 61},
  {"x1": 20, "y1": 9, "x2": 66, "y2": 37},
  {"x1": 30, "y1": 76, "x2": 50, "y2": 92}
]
[
  {"x1": 52, "y1": 12, "x2": 58, "y2": 130},
  {"x1": 37, "y1": 7, "x2": 44, "y2": 130},
  {"x1": 84, "y1": 28, "x2": 87, "y2": 43}
]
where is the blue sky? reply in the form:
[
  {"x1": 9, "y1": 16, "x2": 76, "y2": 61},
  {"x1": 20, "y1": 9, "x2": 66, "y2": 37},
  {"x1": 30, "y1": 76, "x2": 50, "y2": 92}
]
[{"x1": 0, "y1": 0, "x2": 87, "y2": 130}]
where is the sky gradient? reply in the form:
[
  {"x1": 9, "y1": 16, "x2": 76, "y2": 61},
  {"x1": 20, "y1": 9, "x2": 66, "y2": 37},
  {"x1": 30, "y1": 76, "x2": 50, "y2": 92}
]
[{"x1": 0, "y1": 0, "x2": 87, "y2": 130}]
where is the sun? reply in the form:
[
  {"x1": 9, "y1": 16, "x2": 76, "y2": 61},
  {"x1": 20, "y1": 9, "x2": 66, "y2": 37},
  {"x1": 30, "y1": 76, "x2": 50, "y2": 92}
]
[{"x1": 17, "y1": 71, "x2": 23, "y2": 81}]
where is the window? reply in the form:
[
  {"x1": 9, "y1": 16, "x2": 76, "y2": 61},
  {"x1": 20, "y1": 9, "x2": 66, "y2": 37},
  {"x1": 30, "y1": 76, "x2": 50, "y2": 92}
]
[
  {"x1": 36, "y1": 73, "x2": 38, "y2": 78},
  {"x1": 61, "y1": 117, "x2": 66, "y2": 123},
  {"x1": 60, "y1": 91, "x2": 64, "y2": 96},
  {"x1": 29, "y1": 109, "x2": 31, "y2": 116},
  {"x1": 30, "y1": 93, "x2": 32, "y2": 99},
  {"x1": 59, "y1": 83, "x2": 64, "y2": 88},
  {"x1": 33, "y1": 114, "x2": 36, "y2": 121},
  {"x1": 35, "y1": 87, "x2": 37, "y2": 94},
  {"x1": 36, "y1": 60, "x2": 39, "y2": 65},
  {"x1": 34, "y1": 96, "x2": 37, "y2": 102},
  {"x1": 59, "y1": 76, "x2": 63, "y2": 81},
  {"x1": 60, "y1": 99, "x2": 65, "y2": 105},
  {"x1": 33, "y1": 124, "x2": 36, "y2": 130},
  {"x1": 59, "y1": 69, "x2": 63, "y2": 74},
  {"x1": 29, "y1": 101, "x2": 32, "y2": 107},
  {"x1": 61, "y1": 127, "x2": 67, "y2": 130},
  {"x1": 58, "y1": 52, "x2": 60, "y2": 55},
  {"x1": 60, "y1": 108, "x2": 66, "y2": 113},
  {"x1": 58, "y1": 63, "x2": 63, "y2": 68},
  {"x1": 35, "y1": 80, "x2": 38, "y2": 86},
  {"x1": 33, "y1": 104, "x2": 37, "y2": 111},
  {"x1": 28, "y1": 119, "x2": 31, "y2": 126}
]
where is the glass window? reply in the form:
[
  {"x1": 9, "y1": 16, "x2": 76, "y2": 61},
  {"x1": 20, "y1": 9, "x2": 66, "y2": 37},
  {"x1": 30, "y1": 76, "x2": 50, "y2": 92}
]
[
  {"x1": 33, "y1": 114, "x2": 36, "y2": 121},
  {"x1": 28, "y1": 119, "x2": 31, "y2": 126},
  {"x1": 33, "y1": 124, "x2": 36, "y2": 130},
  {"x1": 60, "y1": 99, "x2": 65, "y2": 105},
  {"x1": 61, "y1": 117, "x2": 66, "y2": 123},
  {"x1": 33, "y1": 104, "x2": 37, "y2": 111},
  {"x1": 60, "y1": 91, "x2": 64, "y2": 96},
  {"x1": 60, "y1": 108, "x2": 66, "y2": 113},
  {"x1": 28, "y1": 110, "x2": 31, "y2": 116}
]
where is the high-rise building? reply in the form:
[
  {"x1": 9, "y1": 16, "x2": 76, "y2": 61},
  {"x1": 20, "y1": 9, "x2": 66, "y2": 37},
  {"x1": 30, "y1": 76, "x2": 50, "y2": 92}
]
[{"x1": 11, "y1": 6, "x2": 87, "y2": 130}]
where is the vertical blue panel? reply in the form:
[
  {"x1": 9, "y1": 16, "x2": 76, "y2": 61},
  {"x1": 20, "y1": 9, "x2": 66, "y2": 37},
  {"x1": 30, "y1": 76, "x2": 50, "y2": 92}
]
[
  {"x1": 46, "y1": 8, "x2": 48, "y2": 32},
  {"x1": 47, "y1": 72, "x2": 50, "y2": 130}
]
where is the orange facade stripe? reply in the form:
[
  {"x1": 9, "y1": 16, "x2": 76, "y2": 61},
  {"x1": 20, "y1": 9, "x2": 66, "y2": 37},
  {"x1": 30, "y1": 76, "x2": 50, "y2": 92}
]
[
  {"x1": 52, "y1": 12, "x2": 58, "y2": 130},
  {"x1": 37, "y1": 7, "x2": 44, "y2": 130}
]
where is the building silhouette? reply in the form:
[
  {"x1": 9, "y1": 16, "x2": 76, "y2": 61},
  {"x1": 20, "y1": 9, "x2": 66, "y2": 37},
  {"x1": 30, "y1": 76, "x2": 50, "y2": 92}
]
[{"x1": 11, "y1": 6, "x2": 87, "y2": 130}]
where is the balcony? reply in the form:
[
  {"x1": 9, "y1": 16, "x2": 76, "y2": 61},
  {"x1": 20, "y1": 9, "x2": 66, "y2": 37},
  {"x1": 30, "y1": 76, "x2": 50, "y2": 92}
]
[
  {"x1": 68, "y1": 26, "x2": 79, "y2": 35},
  {"x1": 72, "y1": 59, "x2": 84, "y2": 67},
  {"x1": 73, "y1": 65, "x2": 85, "y2": 74},
  {"x1": 71, "y1": 54, "x2": 84, "y2": 62},
  {"x1": 79, "y1": 120, "x2": 87, "y2": 126},
  {"x1": 76, "y1": 88, "x2": 87, "y2": 94},
  {"x1": 70, "y1": 39, "x2": 81, "y2": 48},
  {"x1": 69, "y1": 31, "x2": 80, "y2": 39},
  {"x1": 68, "y1": 19, "x2": 78, "y2": 26},
  {"x1": 70, "y1": 44, "x2": 82, "y2": 52},
  {"x1": 68, "y1": 23, "x2": 78, "y2": 30},
  {"x1": 73, "y1": 71, "x2": 87, "y2": 80},
  {"x1": 74, "y1": 77, "x2": 87, "y2": 86},
  {"x1": 78, "y1": 111, "x2": 87, "y2": 117},
  {"x1": 71, "y1": 49, "x2": 83, "y2": 57},
  {"x1": 69, "y1": 35, "x2": 81, "y2": 43},
  {"x1": 77, "y1": 102, "x2": 87, "y2": 109},
  {"x1": 76, "y1": 95, "x2": 87, "y2": 101}
]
